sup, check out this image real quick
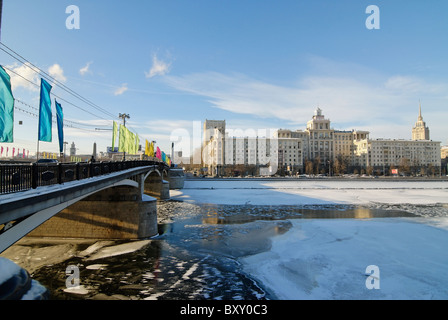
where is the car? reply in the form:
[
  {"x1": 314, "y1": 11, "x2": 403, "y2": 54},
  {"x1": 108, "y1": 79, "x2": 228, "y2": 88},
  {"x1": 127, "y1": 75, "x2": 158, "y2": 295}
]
[{"x1": 37, "y1": 159, "x2": 58, "y2": 164}]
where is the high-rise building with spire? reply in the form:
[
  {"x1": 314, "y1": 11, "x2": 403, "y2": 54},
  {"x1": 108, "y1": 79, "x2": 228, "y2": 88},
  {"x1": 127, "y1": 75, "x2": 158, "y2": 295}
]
[{"x1": 412, "y1": 102, "x2": 430, "y2": 141}]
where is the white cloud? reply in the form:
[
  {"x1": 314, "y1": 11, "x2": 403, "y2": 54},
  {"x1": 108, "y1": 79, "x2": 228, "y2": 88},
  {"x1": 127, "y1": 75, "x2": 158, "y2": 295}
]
[
  {"x1": 6, "y1": 62, "x2": 39, "y2": 92},
  {"x1": 163, "y1": 67, "x2": 448, "y2": 143},
  {"x1": 79, "y1": 62, "x2": 93, "y2": 76},
  {"x1": 114, "y1": 83, "x2": 128, "y2": 96},
  {"x1": 48, "y1": 63, "x2": 66, "y2": 82},
  {"x1": 145, "y1": 54, "x2": 171, "y2": 78}
]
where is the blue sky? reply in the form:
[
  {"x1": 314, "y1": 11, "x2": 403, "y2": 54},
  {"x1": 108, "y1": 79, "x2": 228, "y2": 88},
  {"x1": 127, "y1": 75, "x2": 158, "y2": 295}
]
[{"x1": 1, "y1": 0, "x2": 447, "y2": 157}]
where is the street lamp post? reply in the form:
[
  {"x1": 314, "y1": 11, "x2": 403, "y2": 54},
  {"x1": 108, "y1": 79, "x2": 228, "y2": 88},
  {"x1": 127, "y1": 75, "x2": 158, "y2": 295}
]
[{"x1": 119, "y1": 113, "x2": 130, "y2": 161}]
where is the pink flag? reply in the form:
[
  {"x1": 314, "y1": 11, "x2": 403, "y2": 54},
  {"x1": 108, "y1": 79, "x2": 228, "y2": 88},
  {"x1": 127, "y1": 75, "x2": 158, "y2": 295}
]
[
  {"x1": 156, "y1": 147, "x2": 161, "y2": 159},
  {"x1": 1, "y1": 146, "x2": 3, "y2": 156},
  {"x1": 12, "y1": 147, "x2": 15, "y2": 157},
  {"x1": 23, "y1": 149, "x2": 25, "y2": 158}
]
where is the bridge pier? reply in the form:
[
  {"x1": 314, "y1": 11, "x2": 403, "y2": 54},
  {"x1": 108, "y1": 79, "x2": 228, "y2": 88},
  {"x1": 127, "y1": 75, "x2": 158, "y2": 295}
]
[
  {"x1": 166, "y1": 168, "x2": 185, "y2": 190},
  {"x1": 28, "y1": 186, "x2": 158, "y2": 240},
  {"x1": 144, "y1": 172, "x2": 170, "y2": 200}
]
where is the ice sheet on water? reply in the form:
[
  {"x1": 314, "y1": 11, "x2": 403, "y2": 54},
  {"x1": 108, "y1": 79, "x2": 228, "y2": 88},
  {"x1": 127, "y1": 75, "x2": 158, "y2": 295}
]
[{"x1": 241, "y1": 218, "x2": 448, "y2": 300}]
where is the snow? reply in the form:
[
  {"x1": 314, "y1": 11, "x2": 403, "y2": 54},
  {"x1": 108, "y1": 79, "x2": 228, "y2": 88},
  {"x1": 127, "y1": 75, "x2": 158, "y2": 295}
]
[
  {"x1": 241, "y1": 218, "x2": 448, "y2": 299},
  {"x1": 172, "y1": 179, "x2": 448, "y2": 205},
  {"x1": 0, "y1": 257, "x2": 22, "y2": 285},
  {"x1": 172, "y1": 178, "x2": 448, "y2": 300},
  {"x1": 85, "y1": 240, "x2": 152, "y2": 261}
]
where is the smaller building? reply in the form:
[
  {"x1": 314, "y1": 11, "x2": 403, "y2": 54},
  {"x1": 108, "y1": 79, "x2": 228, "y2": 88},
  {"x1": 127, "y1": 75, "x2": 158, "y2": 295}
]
[{"x1": 353, "y1": 139, "x2": 441, "y2": 175}]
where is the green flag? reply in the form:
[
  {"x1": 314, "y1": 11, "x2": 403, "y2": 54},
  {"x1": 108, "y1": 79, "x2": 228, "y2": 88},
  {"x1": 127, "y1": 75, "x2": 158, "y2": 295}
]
[
  {"x1": 112, "y1": 121, "x2": 117, "y2": 150},
  {"x1": 128, "y1": 130, "x2": 135, "y2": 154},
  {"x1": 135, "y1": 135, "x2": 140, "y2": 154},
  {"x1": 118, "y1": 124, "x2": 126, "y2": 153},
  {"x1": 0, "y1": 66, "x2": 15, "y2": 143}
]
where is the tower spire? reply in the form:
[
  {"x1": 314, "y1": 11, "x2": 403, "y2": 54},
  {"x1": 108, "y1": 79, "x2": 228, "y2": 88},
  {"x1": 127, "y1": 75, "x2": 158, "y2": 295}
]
[{"x1": 418, "y1": 100, "x2": 423, "y2": 121}]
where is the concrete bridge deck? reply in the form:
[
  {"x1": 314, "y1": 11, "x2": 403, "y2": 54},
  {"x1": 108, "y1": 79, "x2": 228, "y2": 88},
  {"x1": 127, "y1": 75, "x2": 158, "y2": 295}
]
[{"x1": 0, "y1": 162, "x2": 183, "y2": 253}]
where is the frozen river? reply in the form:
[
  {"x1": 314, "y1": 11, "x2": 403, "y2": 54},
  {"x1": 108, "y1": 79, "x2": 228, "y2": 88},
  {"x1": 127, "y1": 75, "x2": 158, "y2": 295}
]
[
  {"x1": 171, "y1": 178, "x2": 448, "y2": 300},
  {"x1": 4, "y1": 178, "x2": 448, "y2": 300}
]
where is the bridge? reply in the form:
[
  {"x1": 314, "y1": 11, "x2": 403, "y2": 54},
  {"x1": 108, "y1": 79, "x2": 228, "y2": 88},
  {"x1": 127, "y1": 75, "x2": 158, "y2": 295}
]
[{"x1": 0, "y1": 160, "x2": 184, "y2": 253}]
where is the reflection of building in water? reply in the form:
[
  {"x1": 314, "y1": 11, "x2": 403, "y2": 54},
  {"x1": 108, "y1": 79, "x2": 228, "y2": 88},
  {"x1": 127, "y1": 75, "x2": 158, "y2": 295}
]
[{"x1": 354, "y1": 208, "x2": 373, "y2": 219}]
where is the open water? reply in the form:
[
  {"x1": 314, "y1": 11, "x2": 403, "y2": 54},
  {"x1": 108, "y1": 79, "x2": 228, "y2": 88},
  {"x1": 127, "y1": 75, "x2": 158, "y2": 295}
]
[{"x1": 30, "y1": 200, "x2": 422, "y2": 300}]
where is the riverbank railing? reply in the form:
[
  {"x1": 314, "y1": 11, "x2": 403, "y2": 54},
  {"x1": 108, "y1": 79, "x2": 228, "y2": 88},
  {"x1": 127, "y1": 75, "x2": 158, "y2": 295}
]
[{"x1": 0, "y1": 160, "x2": 166, "y2": 195}]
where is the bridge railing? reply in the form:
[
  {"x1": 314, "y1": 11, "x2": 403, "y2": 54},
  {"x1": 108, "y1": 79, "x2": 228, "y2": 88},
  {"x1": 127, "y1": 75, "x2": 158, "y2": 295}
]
[{"x1": 0, "y1": 160, "x2": 166, "y2": 195}]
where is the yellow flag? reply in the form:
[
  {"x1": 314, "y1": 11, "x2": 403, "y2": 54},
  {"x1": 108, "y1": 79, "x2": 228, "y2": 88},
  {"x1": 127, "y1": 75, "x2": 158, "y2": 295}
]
[{"x1": 149, "y1": 142, "x2": 154, "y2": 157}]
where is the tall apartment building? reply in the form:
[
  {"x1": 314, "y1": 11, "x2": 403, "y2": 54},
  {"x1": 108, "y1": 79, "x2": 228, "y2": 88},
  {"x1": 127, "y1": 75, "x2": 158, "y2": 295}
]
[
  {"x1": 353, "y1": 105, "x2": 440, "y2": 174},
  {"x1": 305, "y1": 108, "x2": 334, "y2": 163},
  {"x1": 275, "y1": 129, "x2": 305, "y2": 173},
  {"x1": 202, "y1": 104, "x2": 441, "y2": 176},
  {"x1": 412, "y1": 103, "x2": 430, "y2": 141},
  {"x1": 203, "y1": 119, "x2": 226, "y2": 149},
  {"x1": 203, "y1": 126, "x2": 278, "y2": 176}
]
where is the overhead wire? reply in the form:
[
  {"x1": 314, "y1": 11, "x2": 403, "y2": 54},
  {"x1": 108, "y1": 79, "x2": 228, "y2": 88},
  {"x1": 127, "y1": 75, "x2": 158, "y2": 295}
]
[
  {"x1": 0, "y1": 42, "x2": 117, "y2": 120},
  {"x1": 14, "y1": 99, "x2": 108, "y2": 132},
  {"x1": 1, "y1": 64, "x2": 113, "y2": 123},
  {"x1": 0, "y1": 42, "x2": 158, "y2": 152}
]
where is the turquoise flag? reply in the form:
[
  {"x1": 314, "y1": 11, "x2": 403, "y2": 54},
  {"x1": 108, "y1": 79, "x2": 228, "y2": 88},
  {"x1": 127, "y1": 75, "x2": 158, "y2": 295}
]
[
  {"x1": 38, "y1": 78, "x2": 53, "y2": 142},
  {"x1": 0, "y1": 66, "x2": 15, "y2": 143},
  {"x1": 55, "y1": 100, "x2": 64, "y2": 153}
]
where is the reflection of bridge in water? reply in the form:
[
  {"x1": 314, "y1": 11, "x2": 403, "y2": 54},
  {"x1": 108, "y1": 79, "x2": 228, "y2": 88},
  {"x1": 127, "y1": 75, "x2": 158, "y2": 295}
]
[{"x1": 0, "y1": 160, "x2": 185, "y2": 253}]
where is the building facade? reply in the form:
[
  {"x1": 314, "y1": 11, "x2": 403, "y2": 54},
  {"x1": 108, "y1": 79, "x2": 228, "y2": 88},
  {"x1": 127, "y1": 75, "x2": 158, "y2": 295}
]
[
  {"x1": 202, "y1": 104, "x2": 442, "y2": 176},
  {"x1": 412, "y1": 103, "x2": 430, "y2": 141},
  {"x1": 352, "y1": 105, "x2": 440, "y2": 174}
]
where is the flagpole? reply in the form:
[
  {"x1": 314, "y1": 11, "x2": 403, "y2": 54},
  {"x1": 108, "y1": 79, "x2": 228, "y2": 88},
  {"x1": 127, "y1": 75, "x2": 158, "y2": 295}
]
[
  {"x1": 0, "y1": 0, "x2": 3, "y2": 41},
  {"x1": 36, "y1": 134, "x2": 40, "y2": 163},
  {"x1": 119, "y1": 113, "x2": 130, "y2": 161}
]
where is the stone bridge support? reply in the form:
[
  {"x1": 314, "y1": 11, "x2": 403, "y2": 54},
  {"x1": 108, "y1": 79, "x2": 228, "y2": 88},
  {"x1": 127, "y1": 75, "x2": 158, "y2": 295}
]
[
  {"x1": 143, "y1": 171, "x2": 170, "y2": 200},
  {"x1": 28, "y1": 175, "x2": 159, "y2": 240}
]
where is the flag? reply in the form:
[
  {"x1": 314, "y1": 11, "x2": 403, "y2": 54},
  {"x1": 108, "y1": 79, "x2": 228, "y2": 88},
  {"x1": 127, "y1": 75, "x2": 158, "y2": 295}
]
[
  {"x1": 0, "y1": 66, "x2": 15, "y2": 143},
  {"x1": 112, "y1": 121, "x2": 117, "y2": 150},
  {"x1": 118, "y1": 124, "x2": 126, "y2": 153},
  {"x1": 135, "y1": 135, "x2": 140, "y2": 154},
  {"x1": 55, "y1": 100, "x2": 64, "y2": 153},
  {"x1": 162, "y1": 151, "x2": 166, "y2": 162},
  {"x1": 38, "y1": 78, "x2": 53, "y2": 142},
  {"x1": 149, "y1": 142, "x2": 154, "y2": 157},
  {"x1": 145, "y1": 140, "x2": 149, "y2": 156},
  {"x1": 156, "y1": 147, "x2": 161, "y2": 159},
  {"x1": 128, "y1": 130, "x2": 135, "y2": 154},
  {"x1": 23, "y1": 149, "x2": 25, "y2": 158}
]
